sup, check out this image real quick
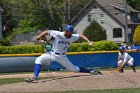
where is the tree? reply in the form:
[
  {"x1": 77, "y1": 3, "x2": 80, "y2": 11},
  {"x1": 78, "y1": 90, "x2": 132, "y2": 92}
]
[
  {"x1": 83, "y1": 21, "x2": 106, "y2": 41},
  {"x1": 133, "y1": 25, "x2": 140, "y2": 44},
  {"x1": 0, "y1": 0, "x2": 90, "y2": 42},
  {"x1": 127, "y1": 0, "x2": 140, "y2": 10}
]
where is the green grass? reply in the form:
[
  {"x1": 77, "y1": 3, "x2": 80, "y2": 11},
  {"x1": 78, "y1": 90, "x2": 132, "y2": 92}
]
[
  {"x1": 31, "y1": 88, "x2": 140, "y2": 93},
  {"x1": 0, "y1": 77, "x2": 58, "y2": 85},
  {"x1": 0, "y1": 78, "x2": 24, "y2": 85},
  {"x1": 25, "y1": 88, "x2": 140, "y2": 93}
]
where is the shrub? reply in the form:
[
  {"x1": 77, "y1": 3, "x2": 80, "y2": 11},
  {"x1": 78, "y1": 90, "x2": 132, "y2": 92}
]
[
  {"x1": 133, "y1": 25, "x2": 140, "y2": 44},
  {"x1": 0, "y1": 41, "x2": 118, "y2": 54},
  {"x1": 90, "y1": 40, "x2": 118, "y2": 51},
  {"x1": 83, "y1": 21, "x2": 107, "y2": 41},
  {"x1": 0, "y1": 45, "x2": 44, "y2": 54},
  {"x1": 69, "y1": 41, "x2": 118, "y2": 52}
]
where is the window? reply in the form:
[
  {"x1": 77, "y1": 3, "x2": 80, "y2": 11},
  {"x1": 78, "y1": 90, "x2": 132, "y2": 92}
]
[
  {"x1": 100, "y1": 14, "x2": 104, "y2": 19},
  {"x1": 113, "y1": 28, "x2": 122, "y2": 38},
  {"x1": 130, "y1": 12, "x2": 138, "y2": 22},
  {"x1": 87, "y1": 14, "x2": 91, "y2": 22},
  {"x1": 100, "y1": 14, "x2": 104, "y2": 24},
  {"x1": 93, "y1": 5, "x2": 97, "y2": 9}
]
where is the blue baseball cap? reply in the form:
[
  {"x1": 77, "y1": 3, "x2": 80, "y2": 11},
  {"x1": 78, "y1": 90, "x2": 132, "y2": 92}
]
[
  {"x1": 119, "y1": 46, "x2": 125, "y2": 51},
  {"x1": 64, "y1": 25, "x2": 74, "y2": 33}
]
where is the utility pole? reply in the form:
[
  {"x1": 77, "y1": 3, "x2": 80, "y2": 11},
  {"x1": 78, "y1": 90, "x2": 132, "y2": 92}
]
[
  {"x1": 0, "y1": 7, "x2": 3, "y2": 40},
  {"x1": 61, "y1": 0, "x2": 66, "y2": 31},
  {"x1": 124, "y1": 0, "x2": 128, "y2": 43},
  {"x1": 68, "y1": 0, "x2": 71, "y2": 22}
]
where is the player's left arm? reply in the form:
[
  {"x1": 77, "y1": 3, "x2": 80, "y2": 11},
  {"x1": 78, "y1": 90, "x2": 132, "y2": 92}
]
[
  {"x1": 36, "y1": 30, "x2": 49, "y2": 43},
  {"x1": 120, "y1": 61, "x2": 126, "y2": 68},
  {"x1": 79, "y1": 34, "x2": 93, "y2": 46},
  {"x1": 36, "y1": 30, "x2": 48, "y2": 41}
]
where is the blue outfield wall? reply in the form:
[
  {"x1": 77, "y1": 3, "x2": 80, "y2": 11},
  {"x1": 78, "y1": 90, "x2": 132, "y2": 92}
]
[{"x1": 0, "y1": 51, "x2": 140, "y2": 72}]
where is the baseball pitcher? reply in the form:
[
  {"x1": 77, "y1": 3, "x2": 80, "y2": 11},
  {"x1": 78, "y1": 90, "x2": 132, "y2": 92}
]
[{"x1": 25, "y1": 25, "x2": 102, "y2": 83}]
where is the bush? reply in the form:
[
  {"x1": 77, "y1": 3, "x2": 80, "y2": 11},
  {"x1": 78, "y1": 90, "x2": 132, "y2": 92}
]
[
  {"x1": 91, "y1": 40, "x2": 118, "y2": 51},
  {"x1": 69, "y1": 40, "x2": 118, "y2": 52},
  {"x1": 69, "y1": 42, "x2": 90, "y2": 52},
  {"x1": 0, "y1": 41, "x2": 118, "y2": 54},
  {"x1": 0, "y1": 45, "x2": 44, "y2": 54},
  {"x1": 133, "y1": 25, "x2": 140, "y2": 44},
  {"x1": 0, "y1": 39, "x2": 11, "y2": 46},
  {"x1": 83, "y1": 21, "x2": 107, "y2": 41}
]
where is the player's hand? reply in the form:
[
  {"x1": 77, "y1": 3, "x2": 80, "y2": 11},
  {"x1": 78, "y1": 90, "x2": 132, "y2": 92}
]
[
  {"x1": 36, "y1": 37, "x2": 41, "y2": 41},
  {"x1": 38, "y1": 40, "x2": 47, "y2": 44},
  {"x1": 88, "y1": 41, "x2": 93, "y2": 46}
]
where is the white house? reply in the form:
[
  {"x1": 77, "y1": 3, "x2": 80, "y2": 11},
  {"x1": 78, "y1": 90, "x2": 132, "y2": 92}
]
[{"x1": 70, "y1": 0, "x2": 140, "y2": 43}]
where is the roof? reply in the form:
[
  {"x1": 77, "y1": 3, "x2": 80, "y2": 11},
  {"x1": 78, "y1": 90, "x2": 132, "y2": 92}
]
[
  {"x1": 96, "y1": 0, "x2": 139, "y2": 25},
  {"x1": 70, "y1": 0, "x2": 140, "y2": 27}
]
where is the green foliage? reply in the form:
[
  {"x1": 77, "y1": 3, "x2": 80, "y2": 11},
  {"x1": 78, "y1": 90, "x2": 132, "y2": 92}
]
[
  {"x1": 69, "y1": 42, "x2": 90, "y2": 52},
  {"x1": 90, "y1": 40, "x2": 118, "y2": 51},
  {"x1": 0, "y1": 78, "x2": 24, "y2": 85},
  {"x1": 0, "y1": 45, "x2": 44, "y2": 54},
  {"x1": 133, "y1": 25, "x2": 140, "y2": 44},
  {"x1": 0, "y1": 41, "x2": 118, "y2": 54},
  {"x1": 128, "y1": 0, "x2": 140, "y2": 10},
  {"x1": 1, "y1": 0, "x2": 90, "y2": 37},
  {"x1": 69, "y1": 41, "x2": 118, "y2": 52},
  {"x1": 0, "y1": 39, "x2": 11, "y2": 46},
  {"x1": 83, "y1": 21, "x2": 107, "y2": 41},
  {"x1": 5, "y1": 19, "x2": 39, "y2": 41}
]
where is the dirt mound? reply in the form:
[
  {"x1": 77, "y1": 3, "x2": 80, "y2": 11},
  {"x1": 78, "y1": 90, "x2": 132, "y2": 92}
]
[{"x1": 0, "y1": 70, "x2": 140, "y2": 93}]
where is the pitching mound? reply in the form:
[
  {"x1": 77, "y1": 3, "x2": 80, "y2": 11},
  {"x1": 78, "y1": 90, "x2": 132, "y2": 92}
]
[{"x1": 0, "y1": 70, "x2": 140, "y2": 93}]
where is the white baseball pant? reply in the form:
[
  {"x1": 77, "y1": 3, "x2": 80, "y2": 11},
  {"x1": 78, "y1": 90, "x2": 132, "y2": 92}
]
[
  {"x1": 35, "y1": 52, "x2": 80, "y2": 72},
  {"x1": 118, "y1": 58, "x2": 134, "y2": 66}
]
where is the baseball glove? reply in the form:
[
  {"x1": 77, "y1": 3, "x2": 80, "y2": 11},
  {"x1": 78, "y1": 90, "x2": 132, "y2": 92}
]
[
  {"x1": 43, "y1": 37, "x2": 54, "y2": 52},
  {"x1": 43, "y1": 42, "x2": 52, "y2": 52}
]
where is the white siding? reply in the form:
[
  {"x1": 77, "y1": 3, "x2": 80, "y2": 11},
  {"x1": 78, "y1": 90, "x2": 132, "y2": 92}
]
[{"x1": 74, "y1": 3, "x2": 125, "y2": 43}]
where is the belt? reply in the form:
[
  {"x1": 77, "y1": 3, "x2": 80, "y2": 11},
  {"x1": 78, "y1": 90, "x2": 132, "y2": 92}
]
[{"x1": 52, "y1": 50, "x2": 65, "y2": 55}]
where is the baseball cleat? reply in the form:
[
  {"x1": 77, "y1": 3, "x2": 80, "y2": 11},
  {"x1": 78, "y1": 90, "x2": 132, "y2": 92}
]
[
  {"x1": 25, "y1": 77, "x2": 38, "y2": 83},
  {"x1": 97, "y1": 71, "x2": 103, "y2": 75},
  {"x1": 117, "y1": 69, "x2": 124, "y2": 73},
  {"x1": 90, "y1": 70, "x2": 102, "y2": 75},
  {"x1": 131, "y1": 66, "x2": 136, "y2": 72}
]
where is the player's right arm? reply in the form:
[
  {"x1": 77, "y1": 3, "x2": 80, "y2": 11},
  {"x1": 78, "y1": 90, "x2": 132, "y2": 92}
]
[
  {"x1": 119, "y1": 53, "x2": 128, "y2": 69},
  {"x1": 79, "y1": 35, "x2": 93, "y2": 46}
]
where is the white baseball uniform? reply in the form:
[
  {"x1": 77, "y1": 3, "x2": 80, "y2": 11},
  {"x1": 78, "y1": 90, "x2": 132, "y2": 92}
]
[
  {"x1": 35, "y1": 30, "x2": 80, "y2": 72},
  {"x1": 118, "y1": 52, "x2": 134, "y2": 66}
]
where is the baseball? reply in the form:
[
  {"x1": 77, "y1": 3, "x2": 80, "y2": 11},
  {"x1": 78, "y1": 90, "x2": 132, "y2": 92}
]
[{"x1": 89, "y1": 42, "x2": 93, "y2": 46}]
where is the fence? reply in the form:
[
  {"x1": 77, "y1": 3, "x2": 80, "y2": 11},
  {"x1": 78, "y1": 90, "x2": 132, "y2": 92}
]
[{"x1": 0, "y1": 51, "x2": 140, "y2": 72}]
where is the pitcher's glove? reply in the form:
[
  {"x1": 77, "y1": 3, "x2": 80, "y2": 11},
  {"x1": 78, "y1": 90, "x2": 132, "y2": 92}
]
[{"x1": 43, "y1": 42, "x2": 52, "y2": 52}]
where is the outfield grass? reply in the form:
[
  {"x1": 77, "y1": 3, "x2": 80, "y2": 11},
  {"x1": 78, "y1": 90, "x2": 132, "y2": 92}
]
[
  {"x1": 35, "y1": 88, "x2": 140, "y2": 93},
  {"x1": 0, "y1": 77, "x2": 57, "y2": 85},
  {"x1": 0, "y1": 78, "x2": 24, "y2": 85},
  {"x1": 25, "y1": 88, "x2": 140, "y2": 93}
]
